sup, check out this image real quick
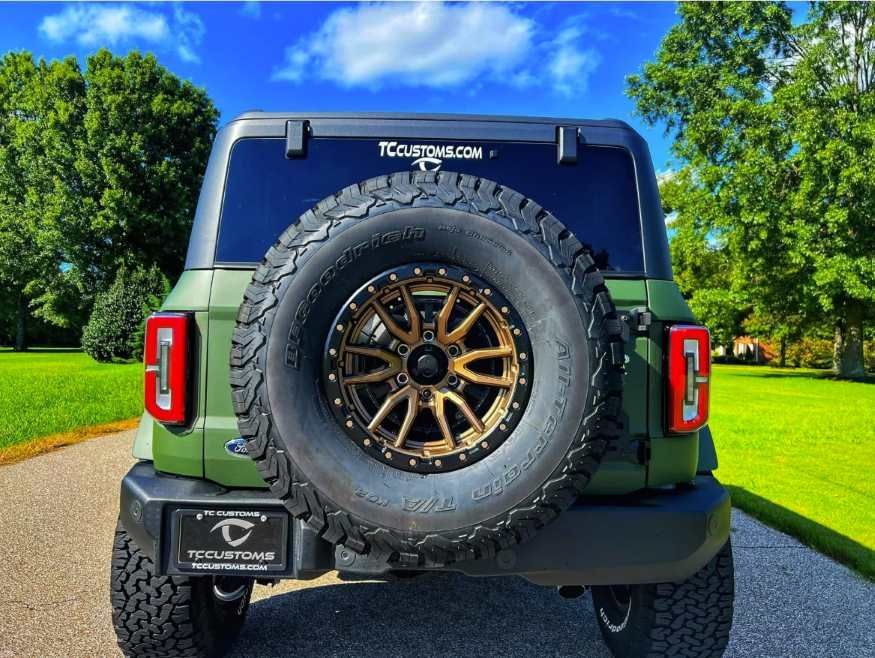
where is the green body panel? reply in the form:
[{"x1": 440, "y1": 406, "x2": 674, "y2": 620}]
[
  {"x1": 643, "y1": 279, "x2": 700, "y2": 486},
  {"x1": 144, "y1": 271, "x2": 704, "y2": 493},
  {"x1": 203, "y1": 269, "x2": 262, "y2": 486}
]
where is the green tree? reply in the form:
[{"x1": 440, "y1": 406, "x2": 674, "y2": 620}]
[
  {"x1": 0, "y1": 49, "x2": 217, "y2": 349},
  {"x1": 630, "y1": 2, "x2": 874, "y2": 377},
  {"x1": 0, "y1": 52, "x2": 82, "y2": 350},
  {"x1": 60, "y1": 50, "x2": 218, "y2": 298},
  {"x1": 660, "y1": 168, "x2": 747, "y2": 353}
]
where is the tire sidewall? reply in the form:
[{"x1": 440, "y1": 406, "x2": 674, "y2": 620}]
[{"x1": 261, "y1": 206, "x2": 595, "y2": 535}]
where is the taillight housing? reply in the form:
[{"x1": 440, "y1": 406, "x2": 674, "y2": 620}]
[
  {"x1": 144, "y1": 312, "x2": 192, "y2": 426},
  {"x1": 666, "y1": 324, "x2": 710, "y2": 434}
]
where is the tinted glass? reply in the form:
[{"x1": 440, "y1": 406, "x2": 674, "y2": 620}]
[{"x1": 216, "y1": 138, "x2": 643, "y2": 271}]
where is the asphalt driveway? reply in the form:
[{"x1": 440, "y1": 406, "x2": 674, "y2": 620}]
[{"x1": 0, "y1": 432, "x2": 871, "y2": 657}]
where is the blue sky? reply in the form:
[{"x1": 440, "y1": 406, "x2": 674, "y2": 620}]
[{"x1": 0, "y1": 1, "x2": 684, "y2": 169}]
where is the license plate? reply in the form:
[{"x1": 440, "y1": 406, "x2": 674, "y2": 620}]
[{"x1": 173, "y1": 508, "x2": 287, "y2": 574}]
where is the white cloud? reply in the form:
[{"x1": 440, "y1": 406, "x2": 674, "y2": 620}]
[
  {"x1": 38, "y1": 4, "x2": 204, "y2": 64},
  {"x1": 547, "y1": 22, "x2": 601, "y2": 96},
  {"x1": 273, "y1": 2, "x2": 600, "y2": 96},
  {"x1": 657, "y1": 168, "x2": 676, "y2": 185},
  {"x1": 172, "y1": 6, "x2": 205, "y2": 64},
  {"x1": 240, "y1": 2, "x2": 261, "y2": 19}
]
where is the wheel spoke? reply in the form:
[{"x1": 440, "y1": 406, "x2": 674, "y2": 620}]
[
  {"x1": 372, "y1": 291, "x2": 419, "y2": 344},
  {"x1": 442, "y1": 390, "x2": 485, "y2": 433},
  {"x1": 399, "y1": 284, "x2": 421, "y2": 343},
  {"x1": 367, "y1": 385, "x2": 419, "y2": 447},
  {"x1": 433, "y1": 392, "x2": 456, "y2": 450},
  {"x1": 343, "y1": 346, "x2": 401, "y2": 384},
  {"x1": 453, "y1": 346, "x2": 514, "y2": 388},
  {"x1": 436, "y1": 287, "x2": 486, "y2": 344}
]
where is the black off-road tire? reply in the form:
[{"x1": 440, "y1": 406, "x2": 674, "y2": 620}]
[
  {"x1": 231, "y1": 171, "x2": 625, "y2": 568},
  {"x1": 591, "y1": 540, "x2": 735, "y2": 658},
  {"x1": 110, "y1": 522, "x2": 253, "y2": 658}
]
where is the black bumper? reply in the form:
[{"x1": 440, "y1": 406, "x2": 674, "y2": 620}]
[{"x1": 119, "y1": 461, "x2": 730, "y2": 586}]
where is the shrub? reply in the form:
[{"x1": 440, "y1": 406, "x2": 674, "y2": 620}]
[
  {"x1": 785, "y1": 337, "x2": 834, "y2": 369},
  {"x1": 82, "y1": 265, "x2": 169, "y2": 362}
]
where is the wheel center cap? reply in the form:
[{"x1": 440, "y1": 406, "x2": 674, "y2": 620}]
[{"x1": 408, "y1": 344, "x2": 448, "y2": 385}]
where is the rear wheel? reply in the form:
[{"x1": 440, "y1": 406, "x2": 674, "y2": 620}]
[
  {"x1": 110, "y1": 521, "x2": 253, "y2": 658},
  {"x1": 591, "y1": 540, "x2": 735, "y2": 658}
]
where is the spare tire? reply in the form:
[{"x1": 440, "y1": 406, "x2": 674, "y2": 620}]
[{"x1": 231, "y1": 171, "x2": 624, "y2": 567}]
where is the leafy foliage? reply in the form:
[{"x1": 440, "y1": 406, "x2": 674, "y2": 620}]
[
  {"x1": 82, "y1": 265, "x2": 169, "y2": 362},
  {"x1": 631, "y1": 2, "x2": 875, "y2": 377},
  {"x1": 0, "y1": 49, "x2": 217, "y2": 349}
]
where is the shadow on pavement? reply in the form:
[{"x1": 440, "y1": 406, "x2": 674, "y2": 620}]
[
  {"x1": 230, "y1": 572, "x2": 611, "y2": 658},
  {"x1": 727, "y1": 486, "x2": 874, "y2": 581}
]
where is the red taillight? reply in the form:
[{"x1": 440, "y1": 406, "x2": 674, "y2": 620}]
[
  {"x1": 144, "y1": 312, "x2": 192, "y2": 426},
  {"x1": 666, "y1": 324, "x2": 710, "y2": 434}
]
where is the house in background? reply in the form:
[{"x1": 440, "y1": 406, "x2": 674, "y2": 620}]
[{"x1": 714, "y1": 336, "x2": 775, "y2": 363}]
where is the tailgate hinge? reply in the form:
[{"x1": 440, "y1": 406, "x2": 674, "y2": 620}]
[{"x1": 617, "y1": 306, "x2": 652, "y2": 342}]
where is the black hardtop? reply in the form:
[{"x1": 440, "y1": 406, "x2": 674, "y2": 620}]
[{"x1": 184, "y1": 112, "x2": 671, "y2": 279}]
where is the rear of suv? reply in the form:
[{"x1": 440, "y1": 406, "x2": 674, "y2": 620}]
[{"x1": 111, "y1": 113, "x2": 733, "y2": 658}]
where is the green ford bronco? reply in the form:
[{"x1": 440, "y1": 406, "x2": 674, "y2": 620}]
[{"x1": 111, "y1": 113, "x2": 734, "y2": 658}]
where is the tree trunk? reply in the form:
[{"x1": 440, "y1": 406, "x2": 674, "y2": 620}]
[
  {"x1": 14, "y1": 292, "x2": 28, "y2": 352},
  {"x1": 833, "y1": 300, "x2": 865, "y2": 378},
  {"x1": 779, "y1": 336, "x2": 787, "y2": 368}
]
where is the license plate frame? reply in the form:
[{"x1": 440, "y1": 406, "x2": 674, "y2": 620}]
[{"x1": 171, "y1": 508, "x2": 288, "y2": 575}]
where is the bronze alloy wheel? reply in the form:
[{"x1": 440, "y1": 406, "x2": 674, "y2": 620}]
[{"x1": 324, "y1": 263, "x2": 533, "y2": 473}]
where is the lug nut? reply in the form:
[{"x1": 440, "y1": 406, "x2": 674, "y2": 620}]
[
  {"x1": 397, "y1": 373, "x2": 409, "y2": 385},
  {"x1": 447, "y1": 344, "x2": 460, "y2": 357},
  {"x1": 423, "y1": 330, "x2": 435, "y2": 342},
  {"x1": 421, "y1": 389, "x2": 432, "y2": 400},
  {"x1": 398, "y1": 344, "x2": 410, "y2": 356},
  {"x1": 447, "y1": 374, "x2": 459, "y2": 386}
]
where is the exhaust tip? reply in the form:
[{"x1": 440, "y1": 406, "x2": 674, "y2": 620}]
[{"x1": 557, "y1": 585, "x2": 587, "y2": 599}]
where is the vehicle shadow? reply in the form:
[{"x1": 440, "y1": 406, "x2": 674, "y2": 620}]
[
  {"x1": 727, "y1": 486, "x2": 873, "y2": 580},
  {"x1": 230, "y1": 572, "x2": 611, "y2": 657}
]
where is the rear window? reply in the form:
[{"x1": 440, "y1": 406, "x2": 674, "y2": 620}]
[{"x1": 216, "y1": 138, "x2": 644, "y2": 271}]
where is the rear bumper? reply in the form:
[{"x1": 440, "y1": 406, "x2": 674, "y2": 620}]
[{"x1": 119, "y1": 461, "x2": 730, "y2": 586}]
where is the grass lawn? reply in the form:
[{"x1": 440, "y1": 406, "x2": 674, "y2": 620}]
[
  {"x1": 711, "y1": 364, "x2": 875, "y2": 580},
  {"x1": 0, "y1": 349, "x2": 141, "y2": 457}
]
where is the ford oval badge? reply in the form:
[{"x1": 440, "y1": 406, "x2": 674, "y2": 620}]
[{"x1": 224, "y1": 437, "x2": 249, "y2": 458}]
